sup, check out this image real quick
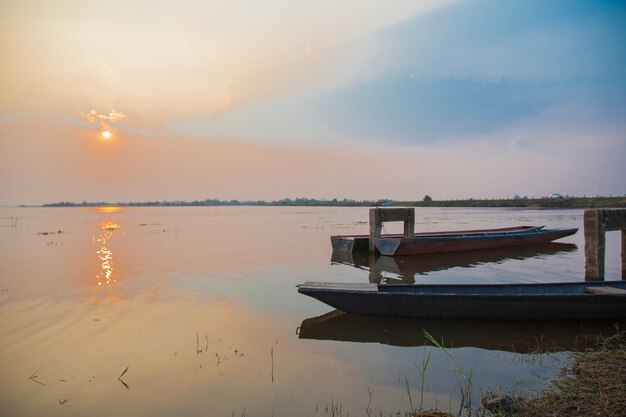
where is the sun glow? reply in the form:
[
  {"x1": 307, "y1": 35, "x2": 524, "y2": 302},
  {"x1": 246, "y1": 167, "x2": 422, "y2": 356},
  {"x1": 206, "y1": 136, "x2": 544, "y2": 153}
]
[
  {"x1": 102, "y1": 130, "x2": 111, "y2": 139},
  {"x1": 95, "y1": 206, "x2": 124, "y2": 214}
]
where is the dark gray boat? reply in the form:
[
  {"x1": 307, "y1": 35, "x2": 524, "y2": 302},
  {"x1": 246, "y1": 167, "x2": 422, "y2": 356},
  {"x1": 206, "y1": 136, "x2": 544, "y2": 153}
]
[{"x1": 297, "y1": 281, "x2": 626, "y2": 319}]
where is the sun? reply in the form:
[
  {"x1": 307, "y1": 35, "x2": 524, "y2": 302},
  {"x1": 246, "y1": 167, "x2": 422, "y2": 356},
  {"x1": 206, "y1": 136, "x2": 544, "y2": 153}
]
[{"x1": 102, "y1": 130, "x2": 111, "y2": 139}]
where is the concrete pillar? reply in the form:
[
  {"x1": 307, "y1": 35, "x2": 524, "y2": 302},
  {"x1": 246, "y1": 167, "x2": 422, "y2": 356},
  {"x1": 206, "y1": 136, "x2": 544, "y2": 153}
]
[
  {"x1": 404, "y1": 213, "x2": 415, "y2": 238},
  {"x1": 584, "y1": 209, "x2": 626, "y2": 281},
  {"x1": 622, "y1": 230, "x2": 626, "y2": 280},
  {"x1": 368, "y1": 254, "x2": 382, "y2": 284},
  {"x1": 584, "y1": 210, "x2": 606, "y2": 281},
  {"x1": 369, "y1": 209, "x2": 382, "y2": 254},
  {"x1": 368, "y1": 208, "x2": 415, "y2": 254}
]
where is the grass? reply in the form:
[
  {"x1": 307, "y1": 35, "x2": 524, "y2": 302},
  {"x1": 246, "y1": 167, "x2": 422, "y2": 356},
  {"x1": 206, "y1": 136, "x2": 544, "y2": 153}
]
[
  {"x1": 402, "y1": 372, "x2": 415, "y2": 413},
  {"x1": 513, "y1": 328, "x2": 626, "y2": 417},
  {"x1": 415, "y1": 346, "x2": 432, "y2": 412},
  {"x1": 366, "y1": 383, "x2": 374, "y2": 417},
  {"x1": 407, "y1": 326, "x2": 626, "y2": 417},
  {"x1": 423, "y1": 330, "x2": 475, "y2": 416}
]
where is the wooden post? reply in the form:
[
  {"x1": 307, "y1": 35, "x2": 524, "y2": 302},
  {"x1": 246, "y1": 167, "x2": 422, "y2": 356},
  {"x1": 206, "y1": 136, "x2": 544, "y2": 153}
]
[
  {"x1": 368, "y1": 208, "x2": 415, "y2": 254},
  {"x1": 584, "y1": 209, "x2": 626, "y2": 281}
]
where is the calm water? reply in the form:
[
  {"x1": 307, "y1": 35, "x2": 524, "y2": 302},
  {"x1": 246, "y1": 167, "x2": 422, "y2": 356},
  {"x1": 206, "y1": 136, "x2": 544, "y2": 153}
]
[{"x1": 0, "y1": 207, "x2": 623, "y2": 416}]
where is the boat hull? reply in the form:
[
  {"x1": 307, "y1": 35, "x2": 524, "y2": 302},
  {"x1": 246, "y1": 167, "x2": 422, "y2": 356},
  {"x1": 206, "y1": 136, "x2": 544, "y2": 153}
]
[
  {"x1": 375, "y1": 227, "x2": 578, "y2": 256},
  {"x1": 297, "y1": 281, "x2": 626, "y2": 319},
  {"x1": 332, "y1": 226, "x2": 546, "y2": 254}
]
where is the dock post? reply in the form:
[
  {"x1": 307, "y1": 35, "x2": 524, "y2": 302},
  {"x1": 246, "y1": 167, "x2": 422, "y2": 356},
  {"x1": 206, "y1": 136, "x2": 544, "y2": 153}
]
[
  {"x1": 369, "y1": 209, "x2": 382, "y2": 254},
  {"x1": 623, "y1": 229, "x2": 626, "y2": 279},
  {"x1": 584, "y1": 209, "x2": 626, "y2": 281},
  {"x1": 368, "y1": 208, "x2": 415, "y2": 254},
  {"x1": 584, "y1": 210, "x2": 606, "y2": 281}
]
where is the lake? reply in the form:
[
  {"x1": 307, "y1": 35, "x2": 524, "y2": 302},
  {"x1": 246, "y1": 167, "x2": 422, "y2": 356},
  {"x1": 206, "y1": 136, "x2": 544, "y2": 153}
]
[{"x1": 0, "y1": 206, "x2": 623, "y2": 416}]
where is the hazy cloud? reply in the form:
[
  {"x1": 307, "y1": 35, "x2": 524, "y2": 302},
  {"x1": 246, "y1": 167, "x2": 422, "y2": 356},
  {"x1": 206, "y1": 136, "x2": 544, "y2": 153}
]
[
  {"x1": 319, "y1": 77, "x2": 540, "y2": 143},
  {"x1": 171, "y1": 0, "x2": 625, "y2": 148},
  {"x1": 0, "y1": 0, "x2": 450, "y2": 124},
  {"x1": 80, "y1": 109, "x2": 128, "y2": 126}
]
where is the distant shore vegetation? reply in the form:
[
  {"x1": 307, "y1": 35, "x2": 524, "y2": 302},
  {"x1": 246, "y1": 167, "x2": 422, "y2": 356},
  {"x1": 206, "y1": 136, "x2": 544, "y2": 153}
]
[
  {"x1": 396, "y1": 195, "x2": 626, "y2": 209},
  {"x1": 39, "y1": 195, "x2": 626, "y2": 209},
  {"x1": 42, "y1": 198, "x2": 372, "y2": 207}
]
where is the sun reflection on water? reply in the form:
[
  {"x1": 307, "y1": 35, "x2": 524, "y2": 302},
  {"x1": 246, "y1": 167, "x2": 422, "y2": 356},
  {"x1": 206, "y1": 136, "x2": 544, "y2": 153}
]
[
  {"x1": 94, "y1": 220, "x2": 120, "y2": 286},
  {"x1": 96, "y1": 206, "x2": 124, "y2": 214}
]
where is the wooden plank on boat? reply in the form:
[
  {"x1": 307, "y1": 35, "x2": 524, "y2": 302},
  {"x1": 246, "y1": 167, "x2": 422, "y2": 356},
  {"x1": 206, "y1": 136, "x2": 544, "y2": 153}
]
[{"x1": 585, "y1": 286, "x2": 626, "y2": 295}]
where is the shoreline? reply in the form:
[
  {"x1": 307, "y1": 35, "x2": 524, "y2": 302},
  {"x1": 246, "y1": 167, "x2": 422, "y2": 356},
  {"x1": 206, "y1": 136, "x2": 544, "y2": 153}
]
[
  {"x1": 512, "y1": 329, "x2": 626, "y2": 417},
  {"x1": 14, "y1": 195, "x2": 626, "y2": 209}
]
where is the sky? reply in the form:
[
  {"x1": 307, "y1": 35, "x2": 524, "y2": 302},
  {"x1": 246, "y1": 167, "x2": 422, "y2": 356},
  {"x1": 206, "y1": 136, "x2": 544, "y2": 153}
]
[{"x1": 1, "y1": 0, "x2": 625, "y2": 205}]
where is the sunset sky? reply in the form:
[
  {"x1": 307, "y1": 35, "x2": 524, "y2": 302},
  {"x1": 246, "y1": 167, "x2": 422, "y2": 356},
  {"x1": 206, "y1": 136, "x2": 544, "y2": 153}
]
[{"x1": 1, "y1": 0, "x2": 624, "y2": 205}]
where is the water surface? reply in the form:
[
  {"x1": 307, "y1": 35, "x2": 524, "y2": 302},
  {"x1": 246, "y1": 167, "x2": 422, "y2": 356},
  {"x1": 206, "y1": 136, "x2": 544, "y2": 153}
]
[{"x1": 0, "y1": 207, "x2": 622, "y2": 416}]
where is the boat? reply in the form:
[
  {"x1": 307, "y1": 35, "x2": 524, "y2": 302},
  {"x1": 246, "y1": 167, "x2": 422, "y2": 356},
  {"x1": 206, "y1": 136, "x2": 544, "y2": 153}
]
[
  {"x1": 297, "y1": 281, "x2": 626, "y2": 319},
  {"x1": 374, "y1": 226, "x2": 578, "y2": 256},
  {"x1": 298, "y1": 310, "x2": 624, "y2": 352},
  {"x1": 331, "y1": 233, "x2": 388, "y2": 253},
  {"x1": 332, "y1": 242, "x2": 577, "y2": 284}
]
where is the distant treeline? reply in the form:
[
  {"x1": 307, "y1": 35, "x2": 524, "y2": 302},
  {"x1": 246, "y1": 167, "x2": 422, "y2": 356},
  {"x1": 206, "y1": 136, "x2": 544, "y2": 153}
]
[
  {"x1": 40, "y1": 196, "x2": 626, "y2": 208},
  {"x1": 393, "y1": 196, "x2": 626, "y2": 209},
  {"x1": 42, "y1": 198, "x2": 372, "y2": 207}
]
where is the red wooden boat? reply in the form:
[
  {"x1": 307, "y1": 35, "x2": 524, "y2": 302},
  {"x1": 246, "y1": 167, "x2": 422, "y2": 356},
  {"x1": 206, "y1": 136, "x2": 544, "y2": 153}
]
[{"x1": 374, "y1": 225, "x2": 578, "y2": 256}]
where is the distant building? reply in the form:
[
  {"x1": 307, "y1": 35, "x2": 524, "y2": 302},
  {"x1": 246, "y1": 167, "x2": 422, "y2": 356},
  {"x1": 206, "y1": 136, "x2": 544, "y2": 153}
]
[
  {"x1": 550, "y1": 193, "x2": 564, "y2": 199},
  {"x1": 375, "y1": 199, "x2": 394, "y2": 206}
]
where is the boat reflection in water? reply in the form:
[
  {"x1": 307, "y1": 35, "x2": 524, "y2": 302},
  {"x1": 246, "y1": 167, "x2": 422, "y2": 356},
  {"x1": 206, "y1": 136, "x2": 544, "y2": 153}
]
[
  {"x1": 319, "y1": 243, "x2": 604, "y2": 352},
  {"x1": 331, "y1": 242, "x2": 578, "y2": 284},
  {"x1": 298, "y1": 310, "x2": 623, "y2": 353}
]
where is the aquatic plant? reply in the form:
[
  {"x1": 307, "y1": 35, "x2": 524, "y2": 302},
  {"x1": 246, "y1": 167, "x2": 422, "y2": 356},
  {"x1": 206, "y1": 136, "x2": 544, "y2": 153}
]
[
  {"x1": 366, "y1": 383, "x2": 374, "y2": 417},
  {"x1": 402, "y1": 372, "x2": 415, "y2": 413},
  {"x1": 414, "y1": 345, "x2": 432, "y2": 412},
  {"x1": 424, "y1": 330, "x2": 475, "y2": 416}
]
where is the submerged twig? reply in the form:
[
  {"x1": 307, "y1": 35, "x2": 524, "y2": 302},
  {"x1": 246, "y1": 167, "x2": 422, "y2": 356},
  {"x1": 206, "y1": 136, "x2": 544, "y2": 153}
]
[
  {"x1": 27, "y1": 366, "x2": 46, "y2": 386},
  {"x1": 57, "y1": 398, "x2": 71, "y2": 407},
  {"x1": 118, "y1": 366, "x2": 129, "y2": 379},
  {"x1": 118, "y1": 366, "x2": 130, "y2": 390},
  {"x1": 270, "y1": 346, "x2": 274, "y2": 383}
]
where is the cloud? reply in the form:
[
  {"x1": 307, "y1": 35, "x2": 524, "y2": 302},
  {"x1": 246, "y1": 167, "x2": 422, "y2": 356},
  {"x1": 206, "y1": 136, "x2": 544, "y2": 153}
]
[
  {"x1": 170, "y1": 0, "x2": 626, "y2": 147},
  {"x1": 80, "y1": 109, "x2": 128, "y2": 127},
  {"x1": 318, "y1": 77, "x2": 541, "y2": 143},
  {"x1": 0, "y1": 0, "x2": 452, "y2": 126},
  {"x1": 317, "y1": 0, "x2": 626, "y2": 144},
  {"x1": 366, "y1": 0, "x2": 626, "y2": 82}
]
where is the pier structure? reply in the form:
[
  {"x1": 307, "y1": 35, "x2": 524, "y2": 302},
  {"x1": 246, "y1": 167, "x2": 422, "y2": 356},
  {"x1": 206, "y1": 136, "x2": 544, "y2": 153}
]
[
  {"x1": 584, "y1": 209, "x2": 626, "y2": 281},
  {"x1": 368, "y1": 208, "x2": 415, "y2": 254}
]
